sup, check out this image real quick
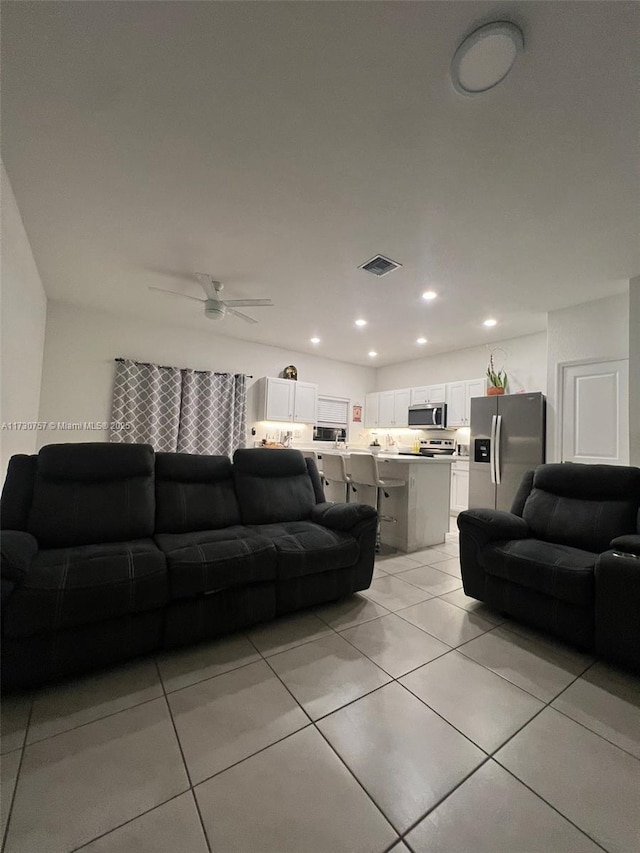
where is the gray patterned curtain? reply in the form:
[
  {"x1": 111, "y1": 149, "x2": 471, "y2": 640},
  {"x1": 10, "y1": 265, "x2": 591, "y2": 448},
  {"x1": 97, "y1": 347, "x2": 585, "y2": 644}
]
[
  {"x1": 178, "y1": 370, "x2": 247, "y2": 456},
  {"x1": 110, "y1": 358, "x2": 247, "y2": 456},
  {"x1": 110, "y1": 358, "x2": 182, "y2": 450}
]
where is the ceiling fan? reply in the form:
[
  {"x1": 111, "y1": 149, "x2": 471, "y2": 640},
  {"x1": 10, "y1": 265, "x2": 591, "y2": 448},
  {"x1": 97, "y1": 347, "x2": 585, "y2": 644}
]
[{"x1": 149, "y1": 273, "x2": 273, "y2": 324}]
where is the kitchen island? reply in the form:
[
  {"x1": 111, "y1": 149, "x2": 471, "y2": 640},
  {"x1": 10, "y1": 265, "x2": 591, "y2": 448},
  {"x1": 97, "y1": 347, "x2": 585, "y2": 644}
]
[{"x1": 318, "y1": 450, "x2": 454, "y2": 553}]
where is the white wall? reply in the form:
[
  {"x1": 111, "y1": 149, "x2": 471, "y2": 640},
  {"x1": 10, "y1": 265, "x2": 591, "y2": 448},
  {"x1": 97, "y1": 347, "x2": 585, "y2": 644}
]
[
  {"x1": 376, "y1": 332, "x2": 547, "y2": 395},
  {"x1": 629, "y1": 276, "x2": 640, "y2": 466},
  {"x1": 0, "y1": 162, "x2": 48, "y2": 479},
  {"x1": 546, "y1": 292, "x2": 630, "y2": 462},
  {"x1": 37, "y1": 301, "x2": 376, "y2": 449}
]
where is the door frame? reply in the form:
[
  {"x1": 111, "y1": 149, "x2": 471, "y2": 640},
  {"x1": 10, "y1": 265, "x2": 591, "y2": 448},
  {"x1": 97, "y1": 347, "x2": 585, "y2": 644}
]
[{"x1": 557, "y1": 356, "x2": 629, "y2": 464}]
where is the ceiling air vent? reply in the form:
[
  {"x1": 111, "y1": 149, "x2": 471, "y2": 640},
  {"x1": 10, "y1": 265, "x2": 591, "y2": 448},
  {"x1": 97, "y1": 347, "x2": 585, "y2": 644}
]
[{"x1": 358, "y1": 254, "x2": 402, "y2": 277}]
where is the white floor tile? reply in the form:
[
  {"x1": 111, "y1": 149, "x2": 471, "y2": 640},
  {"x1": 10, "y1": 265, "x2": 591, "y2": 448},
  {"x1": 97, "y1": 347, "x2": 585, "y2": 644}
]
[
  {"x1": 318, "y1": 683, "x2": 484, "y2": 834},
  {"x1": 394, "y1": 566, "x2": 461, "y2": 597},
  {"x1": 5, "y1": 698, "x2": 188, "y2": 853},
  {"x1": 361, "y1": 575, "x2": 434, "y2": 611},
  {"x1": 397, "y1": 598, "x2": 495, "y2": 647},
  {"x1": 459, "y1": 627, "x2": 588, "y2": 702},
  {"x1": 195, "y1": 727, "x2": 397, "y2": 853},
  {"x1": 496, "y1": 708, "x2": 640, "y2": 853},
  {"x1": 374, "y1": 555, "x2": 427, "y2": 575},
  {"x1": 499, "y1": 620, "x2": 595, "y2": 669},
  {"x1": 167, "y1": 660, "x2": 308, "y2": 783},
  {"x1": 315, "y1": 593, "x2": 389, "y2": 631},
  {"x1": 407, "y1": 759, "x2": 603, "y2": 853},
  {"x1": 1, "y1": 697, "x2": 31, "y2": 755},
  {"x1": 400, "y1": 651, "x2": 544, "y2": 753},
  {"x1": 551, "y1": 661, "x2": 640, "y2": 759},
  {"x1": 157, "y1": 633, "x2": 261, "y2": 693},
  {"x1": 1, "y1": 748, "x2": 21, "y2": 844},
  {"x1": 27, "y1": 660, "x2": 163, "y2": 744},
  {"x1": 408, "y1": 548, "x2": 453, "y2": 565},
  {"x1": 247, "y1": 611, "x2": 334, "y2": 656},
  {"x1": 426, "y1": 556, "x2": 461, "y2": 578},
  {"x1": 438, "y1": 588, "x2": 505, "y2": 625},
  {"x1": 340, "y1": 614, "x2": 450, "y2": 678},
  {"x1": 267, "y1": 633, "x2": 391, "y2": 720},
  {"x1": 77, "y1": 792, "x2": 208, "y2": 853}
]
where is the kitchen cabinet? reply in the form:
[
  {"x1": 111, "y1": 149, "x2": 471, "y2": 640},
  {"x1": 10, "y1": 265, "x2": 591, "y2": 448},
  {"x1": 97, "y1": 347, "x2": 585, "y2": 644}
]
[
  {"x1": 446, "y1": 378, "x2": 486, "y2": 427},
  {"x1": 410, "y1": 384, "x2": 446, "y2": 406},
  {"x1": 378, "y1": 388, "x2": 411, "y2": 427},
  {"x1": 364, "y1": 392, "x2": 379, "y2": 428},
  {"x1": 260, "y1": 377, "x2": 318, "y2": 423},
  {"x1": 450, "y1": 460, "x2": 469, "y2": 513}
]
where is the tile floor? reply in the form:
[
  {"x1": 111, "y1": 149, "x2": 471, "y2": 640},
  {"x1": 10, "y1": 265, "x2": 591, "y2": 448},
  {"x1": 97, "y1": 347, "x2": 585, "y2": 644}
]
[{"x1": 2, "y1": 528, "x2": 640, "y2": 853}]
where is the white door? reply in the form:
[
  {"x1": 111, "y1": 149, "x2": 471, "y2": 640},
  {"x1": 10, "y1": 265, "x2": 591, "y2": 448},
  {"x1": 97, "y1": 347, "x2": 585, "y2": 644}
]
[
  {"x1": 561, "y1": 359, "x2": 629, "y2": 465},
  {"x1": 378, "y1": 391, "x2": 395, "y2": 427},
  {"x1": 446, "y1": 382, "x2": 466, "y2": 427},
  {"x1": 266, "y1": 378, "x2": 294, "y2": 421},
  {"x1": 364, "y1": 392, "x2": 379, "y2": 428},
  {"x1": 293, "y1": 382, "x2": 318, "y2": 424},
  {"x1": 393, "y1": 389, "x2": 411, "y2": 427}
]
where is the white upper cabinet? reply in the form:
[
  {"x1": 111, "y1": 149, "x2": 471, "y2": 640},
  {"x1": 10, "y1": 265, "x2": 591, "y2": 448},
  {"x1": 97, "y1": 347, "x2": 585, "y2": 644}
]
[
  {"x1": 377, "y1": 388, "x2": 411, "y2": 427},
  {"x1": 445, "y1": 378, "x2": 487, "y2": 427},
  {"x1": 364, "y1": 392, "x2": 379, "y2": 428},
  {"x1": 410, "y1": 384, "x2": 446, "y2": 405},
  {"x1": 262, "y1": 377, "x2": 318, "y2": 423}
]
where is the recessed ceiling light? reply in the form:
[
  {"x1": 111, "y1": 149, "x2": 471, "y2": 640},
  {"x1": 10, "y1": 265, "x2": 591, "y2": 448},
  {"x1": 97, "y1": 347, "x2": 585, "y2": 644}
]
[
  {"x1": 355, "y1": 319, "x2": 367, "y2": 327},
  {"x1": 483, "y1": 318, "x2": 497, "y2": 327},
  {"x1": 310, "y1": 336, "x2": 320, "y2": 344},
  {"x1": 422, "y1": 290, "x2": 437, "y2": 301},
  {"x1": 416, "y1": 337, "x2": 428, "y2": 344},
  {"x1": 368, "y1": 351, "x2": 378, "y2": 358},
  {"x1": 451, "y1": 21, "x2": 524, "y2": 95}
]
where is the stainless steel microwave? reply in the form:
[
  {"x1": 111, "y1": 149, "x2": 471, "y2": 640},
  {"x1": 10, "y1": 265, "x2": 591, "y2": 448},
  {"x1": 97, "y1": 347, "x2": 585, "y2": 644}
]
[{"x1": 408, "y1": 403, "x2": 448, "y2": 429}]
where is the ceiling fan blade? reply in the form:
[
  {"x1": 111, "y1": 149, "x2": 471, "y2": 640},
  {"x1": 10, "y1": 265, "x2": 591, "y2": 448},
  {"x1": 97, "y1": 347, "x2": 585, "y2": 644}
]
[
  {"x1": 228, "y1": 308, "x2": 258, "y2": 324},
  {"x1": 223, "y1": 299, "x2": 273, "y2": 307},
  {"x1": 149, "y1": 286, "x2": 206, "y2": 303},
  {"x1": 194, "y1": 273, "x2": 218, "y2": 300}
]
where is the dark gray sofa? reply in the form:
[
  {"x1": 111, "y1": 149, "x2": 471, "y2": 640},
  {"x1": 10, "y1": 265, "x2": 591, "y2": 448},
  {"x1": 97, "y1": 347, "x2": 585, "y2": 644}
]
[
  {"x1": 0, "y1": 443, "x2": 377, "y2": 690},
  {"x1": 457, "y1": 462, "x2": 640, "y2": 672}
]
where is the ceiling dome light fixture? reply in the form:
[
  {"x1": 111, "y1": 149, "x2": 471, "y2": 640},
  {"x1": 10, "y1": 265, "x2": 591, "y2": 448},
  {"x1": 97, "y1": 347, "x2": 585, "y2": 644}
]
[
  {"x1": 310, "y1": 336, "x2": 321, "y2": 344},
  {"x1": 483, "y1": 318, "x2": 497, "y2": 327},
  {"x1": 416, "y1": 337, "x2": 428, "y2": 345},
  {"x1": 355, "y1": 319, "x2": 367, "y2": 327},
  {"x1": 368, "y1": 351, "x2": 378, "y2": 358},
  {"x1": 422, "y1": 290, "x2": 437, "y2": 301},
  {"x1": 451, "y1": 21, "x2": 524, "y2": 95}
]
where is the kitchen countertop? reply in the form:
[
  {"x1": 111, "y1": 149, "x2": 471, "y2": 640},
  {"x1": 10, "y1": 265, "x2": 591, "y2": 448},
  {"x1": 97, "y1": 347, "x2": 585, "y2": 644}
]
[{"x1": 315, "y1": 449, "x2": 457, "y2": 464}]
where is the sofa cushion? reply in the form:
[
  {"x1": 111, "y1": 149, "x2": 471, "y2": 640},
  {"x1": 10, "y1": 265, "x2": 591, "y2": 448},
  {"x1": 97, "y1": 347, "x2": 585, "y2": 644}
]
[
  {"x1": 3, "y1": 539, "x2": 168, "y2": 639},
  {"x1": 155, "y1": 452, "x2": 241, "y2": 533},
  {"x1": 248, "y1": 521, "x2": 360, "y2": 580},
  {"x1": 481, "y1": 539, "x2": 596, "y2": 607},
  {"x1": 154, "y1": 527, "x2": 277, "y2": 598},
  {"x1": 521, "y1": 464, "x2": 640, "y2": 553},
  {"x1": 232, "y1": 449, "x2": 316, "y2": 524},
  {"x1": 27, "y1": 443, "x2": 156, "y2": 548},
  {"x1": 0, "y1": 453, "x2": 38, "y2": 531}
]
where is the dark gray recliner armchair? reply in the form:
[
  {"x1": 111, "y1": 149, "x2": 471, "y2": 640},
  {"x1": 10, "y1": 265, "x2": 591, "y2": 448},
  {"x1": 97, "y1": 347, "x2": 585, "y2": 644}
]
[{"x1": 457, "y1": 463, "x2": 640, "y2": 672}]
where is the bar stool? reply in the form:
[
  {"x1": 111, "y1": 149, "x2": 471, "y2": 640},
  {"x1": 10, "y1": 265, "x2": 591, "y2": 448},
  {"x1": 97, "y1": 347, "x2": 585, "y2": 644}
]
[
  {"x1": 349, "y1": 453, "x2": 405, "y2": 551},
  {"x1": 321, "y1": 453, "x2": 353, "y2": 503}
]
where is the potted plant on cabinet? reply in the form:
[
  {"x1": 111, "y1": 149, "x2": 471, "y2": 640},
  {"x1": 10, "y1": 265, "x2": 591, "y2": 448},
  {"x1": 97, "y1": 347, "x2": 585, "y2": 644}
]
[{"x1": 486, "y1": 352, "x2": 507, "y2": 395}]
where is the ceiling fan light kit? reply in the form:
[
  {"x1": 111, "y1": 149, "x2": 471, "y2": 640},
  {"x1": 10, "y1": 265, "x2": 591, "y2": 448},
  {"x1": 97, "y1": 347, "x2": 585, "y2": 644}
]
[
  {"x1": 451, "y1": 21, "x2": 524, "y2": 95},
  {"x1": 149, "y1": 273, "x2": 273, "y2": 325}
]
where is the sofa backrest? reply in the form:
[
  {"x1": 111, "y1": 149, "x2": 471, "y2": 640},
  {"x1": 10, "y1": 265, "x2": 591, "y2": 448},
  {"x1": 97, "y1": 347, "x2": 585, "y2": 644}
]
[
  {"x1": 232, "y1": 448, "x2": 317, "y2": 524},
  {"x1": 28, "y1": 443, "x2": 156, "y2": 548},
  {"x1": 155, "y1": 452, "x2": 241, "y2": 533},
  {"x1": 521, "y1": 463, "x2": 640, "y2": 553},
  {"x1": 0, "y1": 454, "x2": 38, "y2": 531}
]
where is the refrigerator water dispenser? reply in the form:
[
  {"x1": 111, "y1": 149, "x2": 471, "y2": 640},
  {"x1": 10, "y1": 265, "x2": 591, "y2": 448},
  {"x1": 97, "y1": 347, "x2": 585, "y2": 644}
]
[{"x1": 474, "y1": 438, "x2": 491, "y2": 462}]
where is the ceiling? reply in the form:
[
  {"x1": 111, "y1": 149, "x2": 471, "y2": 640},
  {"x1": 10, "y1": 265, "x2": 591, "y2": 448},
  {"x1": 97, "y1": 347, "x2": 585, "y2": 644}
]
[{"x1": 2, "y1": 1, "x2": 638, "y2": 367}]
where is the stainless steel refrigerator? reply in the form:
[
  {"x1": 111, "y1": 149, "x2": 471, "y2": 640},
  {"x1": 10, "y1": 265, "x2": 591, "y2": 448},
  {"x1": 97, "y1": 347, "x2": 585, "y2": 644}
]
[{"x1": 469, "y1": 392, "x2": 546, "y2": 511}]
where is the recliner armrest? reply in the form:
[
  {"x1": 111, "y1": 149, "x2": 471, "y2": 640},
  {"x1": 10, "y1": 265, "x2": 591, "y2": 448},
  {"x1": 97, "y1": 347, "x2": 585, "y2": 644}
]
[
  {"x1": 457, "y1": 509, "x2": 531, "y2": 546},
  {"x1": 1, "y1": 530, "x2": 38, "y2": 586},
  {"x1": 609, "y1": 534, "x2": 640, "y2": 556},
  {"x1": 310, "y1": 502, "x2": 377, "y2": 532}
]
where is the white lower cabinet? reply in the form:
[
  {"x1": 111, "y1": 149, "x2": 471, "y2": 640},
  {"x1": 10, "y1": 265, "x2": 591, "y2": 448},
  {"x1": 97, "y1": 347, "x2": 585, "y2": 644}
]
[{"x1": 450, "y1": 460, "x2": 469, "y2": 513}]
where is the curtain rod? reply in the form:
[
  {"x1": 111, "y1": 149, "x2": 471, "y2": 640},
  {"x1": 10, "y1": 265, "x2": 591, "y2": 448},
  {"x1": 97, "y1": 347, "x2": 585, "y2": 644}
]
[{"x1": 114, "y1": 358, "x2": 252, "y2": 378}]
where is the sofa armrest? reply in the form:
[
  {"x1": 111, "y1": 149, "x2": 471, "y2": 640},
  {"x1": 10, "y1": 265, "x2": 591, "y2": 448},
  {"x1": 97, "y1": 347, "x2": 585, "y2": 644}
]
[
  {"x1": 311, "y1": 502, "x2": 377, "y2": 532},
  {"x1": 609, "y1": 534, "x2": 640, "y2": 556},
  {"x1": 457, "y1": 509, "x2": 531, "y2": 546},
  {"x1": 595, "y1": 549, "x2": 640, "y2": 672},
  {"x1": 1, "y1": 530, "x2": 38, "y2": 586}
]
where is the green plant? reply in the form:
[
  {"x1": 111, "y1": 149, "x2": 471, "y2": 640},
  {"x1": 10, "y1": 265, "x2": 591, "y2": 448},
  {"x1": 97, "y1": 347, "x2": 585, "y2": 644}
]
[{"x1": 486, "y1": 353, "x2": 508, "y2": 389}]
